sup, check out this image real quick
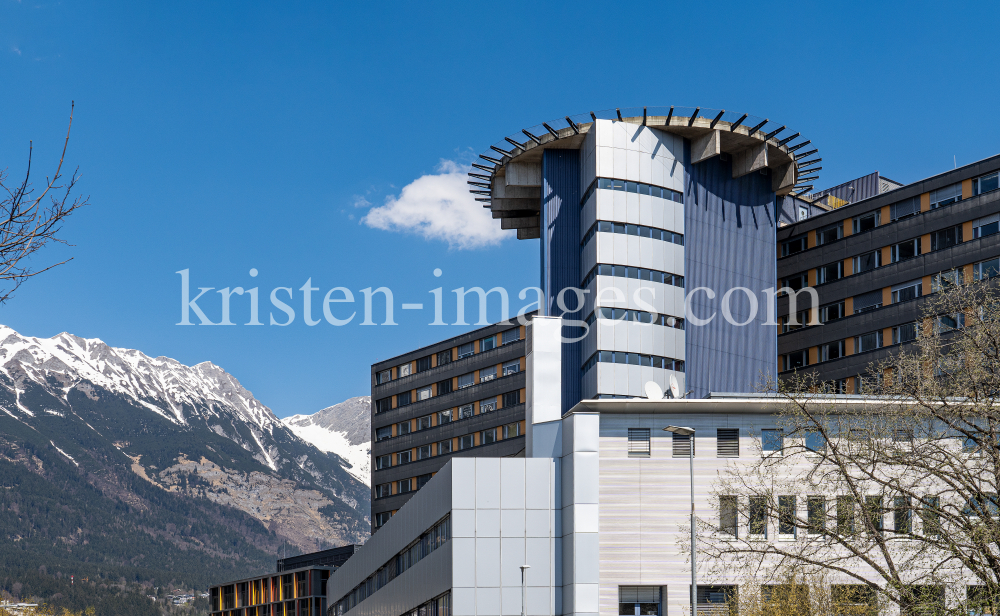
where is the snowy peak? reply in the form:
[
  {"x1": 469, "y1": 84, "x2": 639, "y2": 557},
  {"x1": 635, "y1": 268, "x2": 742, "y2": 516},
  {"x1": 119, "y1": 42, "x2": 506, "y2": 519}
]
[{"x1": 283, "y1": 396, "x2": 371, "y2": 486}]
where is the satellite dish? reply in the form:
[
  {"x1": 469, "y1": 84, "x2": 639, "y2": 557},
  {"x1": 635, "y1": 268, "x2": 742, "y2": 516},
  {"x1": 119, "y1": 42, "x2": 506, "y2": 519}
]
[
  {"x1": 669, "y1": 374, "x2": 681, "y2": 400},
  {"x1": 644, "y1": 381, "x2": 664, "y2": 400}
]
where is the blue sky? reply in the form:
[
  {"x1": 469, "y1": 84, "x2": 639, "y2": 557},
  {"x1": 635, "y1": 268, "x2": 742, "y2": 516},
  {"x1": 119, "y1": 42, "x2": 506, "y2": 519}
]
[{"x1": 1, "y1": 0, "x2": 998, "y2": 417}]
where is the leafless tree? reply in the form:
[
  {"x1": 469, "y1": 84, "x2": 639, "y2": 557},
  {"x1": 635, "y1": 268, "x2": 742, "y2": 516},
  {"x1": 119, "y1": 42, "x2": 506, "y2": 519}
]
[
  {"x1": 701, "y1": 278, "x2": 1000, "y2": 616},
  {"x1": 0, "y1": 102, "x2": 87, "y2": 303}
]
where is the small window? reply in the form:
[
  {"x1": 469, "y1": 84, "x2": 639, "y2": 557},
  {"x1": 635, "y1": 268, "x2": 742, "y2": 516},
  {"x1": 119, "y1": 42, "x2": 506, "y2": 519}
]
[
  {"x1": 375, "y1": 454, "x2": 392, "y2": 470},
  {"x1": 502, "y1": 422, "x2": 521, "y2": 439},
  {"x1": 783, "y1": 350, "x2": 808, "y2": 371},
  {"x1": 457, "y1": 372, "x2": 475, "y2": 389},
  {"x1": 374, "y1": 483, "x2": 391, "y2": 499},
  {"x1": 457, "y1": 342, "x2": 474, "y2": 359},
  {"x1": 375, "y1": 397, "x2": 392, "y2": 414},
  {"x1": 437, "y1": 378, "x2": 453, "y2": 395},
  {"x1": 798, "y1": 206, "x2": 809, "y2": 222},
  {"x1": 973, "y1": 214, "x2": 999, "y2": 239},
  {"x1": 975, "y1": 258, "x2": 1000, "y2": 281},
  {"x1": 397, "y1": 421, "x2": 412, "y2": 436},
  {"x1": 929, "y1": 182, "x2": 962, "y2": 208},
  {"x1": 720, "y1": 496, "x2": 738, "y2": 536},
  {"x1": 437, "y1": 440, "x2": 453, "y2": 455},
  {"x1": 890, "y1": 197, "x2": 919, "y2": 221},
  {"x1": 436, "y1": 349, "x2": 453, "y2": 366},
  {"x1": 821, "y1": 341, "x2": 845, "y2": 362},
  {"x1": 672, "y1": 433, "x2": 694, "y2": 458},
  {"x1": 762, "y1": 429, "x2": 784, "y2": 454},
  {"x1": 891, "y1": 238, "x2": 920, "y2": 262},
  {"x1": 375, "y1": 426, "x2": 392, "y2": 441},
  {"x1": 502, "y1": 360, "x2": 521, "y2": 376},
  {"x1": 782, "y1": 309, "x2": 809, "y2": 333},
  {"x1": 396, "y1": 450, "x2": 411, "y2": 465},
  {"x1": 416, "y1": 473, "x2": 433, "y2": 489},
  {"x1": 782, "y1": 235, "x2": 808, "y2": 257},
  {"x1": 893, "y1": 496, "x2": 911, "y2": 533},
  {"x1": 376, "y1": 369, "x2": 392, "y2": 385},
  {"x1": 374, "y1": 511, "x2": 392, "y2": 528},
  {"x1": 479, "y1": 366, "x2": 497, "y2": 383},
  {"x1": 783, "y1": 272, "x2": 808, "y2": 291},
  {"x1": 480, "y1": 336, "x2": 496, "y2": 352},
  {"x1": 892, "y1": 280, "x2": 922, "y2": 303},
  {"x1": 458, "y1": 403, "x2": 474, "y2": 419},
  {"x1": 930, "y1": 225, "x2": 962, "y2": 252},
  {"x1": 416, "y1": 386, "x2": 433, "y2": 401},
  {"x1": 501, "y1": 328, "x2": 521, "y2": 345},
  {"x1": 852, "y1": 289, "x2": 883, "y2": 314},
  {"x1": 807, "y1": 497, "x2": 825, "y2": 534},
  {"x1": 479, "y1": 397, "x2": 498, "y2": 413},
  {"x1": 816, "y1": 223, "x2": 842, "y2": 245},
  {"x1": 893, "y1": 323, "x2": 918, "y2": 345},
  {"x1": 415, "y1": 356, "x2": 432, "y2": 373},
  {"x1": 820, "y1": 301, "x2": 845, "y2": 323},
  {"x1": 397, "y1": 478, "x2": 412, "y2": 494},
  {"x1": 865, "y1": 496, "x2": 884, "y2": 534},
  {"x1": 805, "y1": 431, "x2": 826, "y2": 453},
  {"x1": 481, "y1": 428, "x2": 497, "y2": 445},
  {"x1": 853, "y1": 250, "x2": 881, "y2": 273},
  {"x1": 921, "y1": 497, "x2": 941, "y2": 536},
  {"x1": 416, "y1": 415, "x2": 432, "y2": 431},
  {"x1": 837, "y1": 496, "x2": 856, "y2": 535},
  {"x1": 779, "y1": 496, "x2": 796, "y2": 537},
  {"x1": 936, "y1": 313, "x2": 964, "y2": 332},
  {"x1": 502, "y1": 390, "x2": 521, "y2": 407},
  {"x1": 458, "y1": 434, "x2": 474, "y2": 450},
  {"x1": 749, "y1": 496, "x2": 767, "y2": 536},
  {"x1": 398, "y1": 363, "x2": 412, "y2": 378},
  {"x1": 417, "y1": 445, "x2": 432, "y2": 460},
  {"x1": 438, "y1": 409, "x2": 453, "y2": 425},
  {"x1": 973, "y1": 171, "x2": 1000, "y2": 196},
  {"x1": 618, "y1": 586, "x2": 661, "y2": 616},
  {"x1": 855, "y1": 331, "x2": 883, "y2": 353},
  {"x1": 397, "y1": 390, "x2": 412, "y2": 407},
  {"x1": 932, "y1": 267, "x2": 964, "y2": 292},
  {"x1": 853, "y1": 211, "x2": 880, "y2": 234},
  {"x1": 628, "y1": 428, "x2": 651, "y2": 458},
  {"x1": 717, "y1": 429, "x2": 739, "y2": 458},
  {"x1": 817, "y1": 261, "x2": 843, "y2": 284}
]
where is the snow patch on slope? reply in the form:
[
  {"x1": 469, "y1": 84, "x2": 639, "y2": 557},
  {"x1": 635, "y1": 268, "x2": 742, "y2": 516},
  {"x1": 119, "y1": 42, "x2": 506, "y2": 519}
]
[{"x1": 283, "y1": 420, "x2": 370, "y2": 485}]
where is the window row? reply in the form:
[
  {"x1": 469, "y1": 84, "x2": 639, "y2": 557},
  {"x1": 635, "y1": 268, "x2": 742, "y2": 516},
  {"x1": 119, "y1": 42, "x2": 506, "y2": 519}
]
[
  {"x1": 585, "y1": 308, "x2": 685, "y2": 330},
  {"x1": 211, "y1": 571, "x2": 321, "y2": 611},
  {"x1": 374, "y1": 421, "x2": 524, "y2": 472},
  {"x1": 581, "y1": 177, "x2": 684, "y2": 207},
  {"x1": 334, "y1": 516, "x2": 450, "y2": 614},
  {"x1": 581, "y1": 220, "x2": 684, "y2": 247},
  {"x1": 375, "y1": 391, "x2": 523, "y2": 441},
  {"x1": 374, "y1": 361, "x2": 523, "y2": 413},
  {"x1": 780, "y1": 170, "x2": 1000, "y2": 258},
  {"x1": 581, "y1": 263, "x2": 685, "y2": 289},
  {"x1": 582, "y1": 350, "x2": 684, "y2": 373},
  {"x1": 374, "y1": 328, "x2": 522, "y2": 385},
  {"x1": 626, "y1": 428, "x2": 740, "y2": 458}
]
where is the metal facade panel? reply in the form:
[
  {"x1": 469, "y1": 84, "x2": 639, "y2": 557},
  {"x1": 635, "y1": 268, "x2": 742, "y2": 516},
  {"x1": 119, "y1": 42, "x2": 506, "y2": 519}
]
[
  {"x1": 684, "y1": 149, "x2": 778, "y2": 398},
  {"x1": 542, "y1": 149, "x2": 583, "y2": 413},
  {"x1": 810, "y1": 171, "x2": 881, "y2": 205}
]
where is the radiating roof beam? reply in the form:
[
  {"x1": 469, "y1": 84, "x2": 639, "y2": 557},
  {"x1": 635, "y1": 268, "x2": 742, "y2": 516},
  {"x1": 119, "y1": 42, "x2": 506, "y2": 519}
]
[
  {"x1": 709, "y1": 110, "x2": 725, "y2": 129},
  {"x1": 797, "y1": 158, "x2": 821, "y2": 166},
  {"x1": 475, "y1": 197, "x2": 491, "y2": 202},
  {"x1": 787, "y1": 140, "x2": 812, "y2": 152},
  {"x1": 504, "y1": 137, "x2": 525, "y2": 151},
  {"x1": 480, "y1": 154, "x2": 502, "y2": 164},
  {"x1": 747, "y1": 119, "x2": 769, "y2": 137},
  {"x1": 794, "y1": 149, "x2": 818, "y2": 159},
  {"x1": 688, "y1": 107, "x2": 701, "y2": 126},
  {"x1": 590, "y1": 111, "x2": 597, "y2": 122},
  {"x1": 791, "y1": 185, "x2": 814, "y2": 195},
  {"x1": 642, "y1": 106, "x2": 647, "y2": 126},
  {"x1": 468, "y1": 181, "x2": 491, "y2": 188},
  {"x1": 616, "y1": 108, "x2": 623, "y2": 121},
  {"x1": 764, "y1": 126, "x2": 786, "y2": 140},
  {"x1": 797, "y1": 175, "x2": 819, "y2": 183},
  {"x1": 729, "y1": 113, "x2": 748, "y2": 131},
  {"x1": 777, "y1": 132, "x2": 800, "y2": 146},
  {"x1": 468, "y1": 173, "x2": 491, "y2": 180},
  {"x1": 490, "y1": 145, "x2": 512, "y2": 157},
  {"x1": 471, "y1": 190, "x2": 491, "y2": 195},
  {"x1": 565, "y1": 116, "x2": 580, "y2": 134},
  {"x1": 542, "y1": 122, "x2": 559, "y2": 138},
  {"x1": 797, "y1": 166, "x2": 822, "y2": 173},
  {"x1": 522, "y1": 129, "x2": 542, "y2": 145}
]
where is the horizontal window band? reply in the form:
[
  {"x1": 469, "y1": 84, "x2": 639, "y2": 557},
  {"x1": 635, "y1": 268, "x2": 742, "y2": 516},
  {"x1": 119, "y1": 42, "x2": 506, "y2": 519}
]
[
  {"x1": 581, "y1": 177, "x2": 684, "y2": 206},
  {"x1": 584, "y1": 308, "x2": 685, "y2": 330},
  {"x1": 581, "y1": 219, "x2": 684, "y2": 247},
  {"x1": 582, "y1": 263, "x2": 684, "y2": 289},
  {"x1": 582, "y1": 350, "x2": 684, "y2": 373}
]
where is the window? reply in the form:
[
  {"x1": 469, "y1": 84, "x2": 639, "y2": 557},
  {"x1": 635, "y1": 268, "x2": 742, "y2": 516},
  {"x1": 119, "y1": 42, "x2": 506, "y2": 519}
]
[
  {"x1": 397, "y1": 390, "x2": 412, "y2": 407},
  {"x1": 437, "y1": 378, "x2": 453, "y2": 395},
  {"x1": 720, "y1": 496, "x2": 738, "y2": 536},
  {"x1": 891, "y1": 238, "x2": 920, "y2": 262},
  {"x1": 398, "y1": 363, "x2": 412, "y2": 378},
  {"x1": 581, "y1": 263, "x2": 685, "y2": 289},
  {"x1": 820, "y1": 301, "x2": 845, "y2": 323},
  {"x1": 717, "y1": 429, "x2": 739, "y2": 457},
  {"x1": 416, "y1": 356, "x2": 432, "y2": 373},
  {"x1": 374, "y1": 511, "x2": 393, "y2": 529},
  {"x1": 894, "y1": 496, "x2": 911, "y2": 533},
  {"x1": 779, "y1": 496, "x2": 796, "y2": 537},
  {"x1": 782, "y1": 310, "x2": 809, "y2": 333},
  {"x1": 457, "y1": 372, "x2": 475, "y2": 388},
  {"x1": 975, "y1": 258, "x2": 1000, "y2": 280},
  {"x1": 890, "y1": 197, "x2": 919, "y2": 221},
  {"x1": 929, "y1": 182, "x2": 962, "y2": 208},
  {"x1": 397, "y1": 478, "x2": 412, "y2": 494},
  {"x1": 457, "y1": 342, "x2": 474, "y2": 359},
  {"x1": 821, "y1": 341, "x2": 845, "y2": 362},
  {"x1": 798, "y1": 206, "x2": 810, "y2": 222},
  {"x1": 672, "y1": 432, "x2": 693, "y2": 458},
  {"x1": 837, "y1": 496, "x2": 856, "y2": 535},
  {"x1": 481, "y1": 428, "x2": 497, "y2": 445},
  {"x1": 416, "y1": 473, "x2": 433, "y2": 489},
  {"x1": 783, "y1": 272, "x2": 808, "y2": 291},
  {"x1": 817, "y1": 261, "x2": 843, "y2": 284},
  {"x1": 396, "y1": 450, "x2": 411, "y2": 465},
  {"x1": 502, "y1": 360, "x2": 520, "y2": 376},
  {"x1": 416, "y1": 386, "x2": 432, "y2": 402},
  {"x1": 856, "y1": 330, "x2": 883, "y2": 353},
  {"x1": 503, "y1": 422, "x2": 521, "y2": 439},
  {"x1": 782, "y1": 235, "x2": 808, "y2": 257},
  {"x1": 762, "y1": 429, "x2": 784, "y2": 454},
  {"x1": 480, "y1": 397, "x2": 498, "y2": 413},
  {"x1": 437, "y1": 440, "x2": 452, "y2": 455},
  {"x1": 936, "y1": 313, "x2": 964, "y2": 332},
  {"x1": 583, "y1": 220, "x2": 685, "y2": 247},
  {"x1": 589, "y1": 177, "x2": 683, "y2": 204},
  {"x1": 375, "y1": 454, "x2": 392, "y2": 470},
  {"x1": 376, "y1": 426, "x2": 392, "y2": 441},
  {"x1": 500, "y1": 391, "x2": 519, "y2": 407},
  {"x1": 458, "y1": 434, "x2": 474, "y2": 450},
  {"x1": 436, "y1": 349, "x2": 453, "y2": 366},
  {"x1": 479, "y1": 366, "x2": 497, "y2": 382},
  {"x1": 438, "y1": 409, "x2": 453, "y2": 425},
  {"x1": 783, "y1": 350, "x2": 808, "y2": 371},
  {"x1": 865, "y1": 496, "x2": 883, "y2": 535},
  {"x1": 375, "y1": 397, "x2": 392, "y2": 414},
  {"x1": 853, "y1": 289, "x2": 883, "y2": 314},
  {"x1": 749, "y1": 496, "x2": 767, "y2": 536},
  {"x1": 853, "y1": 211, "x2": 880, "y2": 234},
  {"x1": 853, "y1": 249, "x2": 881, "y2": 273},
  {"x1": 806, "y1": 431, "x2": 826, "y2": 453},
  {"x1": 480, "y1": 336, "x2": 496, "y2": 352},
  {"x1": 581, "y1": 351, "x2": 684, "y2": 373},
  {"x1": 893, "y1": 323, "x2": 918, "y2": 345},
  {"x1": 807, "y1": 497, "x2": 825, "y2": 534},
  {"x1": 930, "y1": 225, "x2": 962, "y2": 251},
  {"x1": 817, "y1": 223, "x2": 842, "y2": 245},
  {"x1": 921, "y1": 497, "x2": 941, "y2": 536},
  {"x1": 832, "y1": 586, "x2": 876, "y2": 616},
  {"x1": 376, "y1": 369, "x2": 392, "y2": 385},
  {"x1": 892, "y1": 280, "x2": 922, "y2": 303},
  {"x1": 618, "y1": 586, "x2": 661, "y2": 616},
  {"x1": 972, "y1": 171, "x2": 1000, "y2": 196},
  {"x1": 973, "y1": 214, "x2": 999, "y2": 239},
  {"x1": 932, "y1": 267, "x2": 964, "y2": 292},
  {"x1": 397, "y1": 421, "x2": 412, "y2": 436},
  {"x1": 417, "y1": 445, "x2": 431, "y2": 460},
  {"x1": 458, "y1": 403, "x2": 474, "y2": 419},
  {"x1": 501, "y1": 328, "x2": 520, "y2": 345},
  {"x1": 628, "y1": 428, "x2": 651, "y2": 458},
  {"x1": 374, "y1": 483, "x2": 391, "y2": 499}
]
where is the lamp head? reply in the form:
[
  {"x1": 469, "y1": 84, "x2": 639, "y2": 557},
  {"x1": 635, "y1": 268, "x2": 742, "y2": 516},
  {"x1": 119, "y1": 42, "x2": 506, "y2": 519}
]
[{"x1": 663, "y1": 425, "x2": 695, "y2": 436}]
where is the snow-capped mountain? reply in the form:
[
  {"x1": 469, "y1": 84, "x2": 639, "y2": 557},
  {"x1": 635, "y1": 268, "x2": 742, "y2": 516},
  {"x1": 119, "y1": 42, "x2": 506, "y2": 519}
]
[
  {"x1": 283, "y1": 396, "x2": 371, "y2": 485},
  {"x1": 0, "y1": 324, "x2": 370, "y2": 555}
]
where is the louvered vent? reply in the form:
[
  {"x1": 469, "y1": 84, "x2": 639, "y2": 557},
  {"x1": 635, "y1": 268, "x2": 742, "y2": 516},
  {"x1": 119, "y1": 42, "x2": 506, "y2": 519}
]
[
  {"x1": 672, "y1": 433, "x2": 693, "y2": 458},
  {"x1": 628, "y1": 429, "x2": 650, "y2": 458},
  {"x1": 717, "y1": 429, "x2": 739, "y2": 458}
]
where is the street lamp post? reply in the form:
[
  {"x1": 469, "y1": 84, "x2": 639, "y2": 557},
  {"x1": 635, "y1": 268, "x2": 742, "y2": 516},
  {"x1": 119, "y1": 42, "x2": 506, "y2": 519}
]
[
  {"x1": 664, "y1": 425, "x2": 696, "y2": 616},
  {"x1": 520, "y1": 565, "x2": 530, "y2": 616}
]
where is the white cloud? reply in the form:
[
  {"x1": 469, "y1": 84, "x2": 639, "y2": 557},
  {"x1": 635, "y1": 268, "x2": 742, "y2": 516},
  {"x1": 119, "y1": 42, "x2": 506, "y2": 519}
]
[
  {"x1": 351, "y1": 195, "x2": 371, "y2": 208},
  {"x1": 361, "y1": 160, "x2": 507, "y2": 250}
]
